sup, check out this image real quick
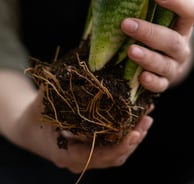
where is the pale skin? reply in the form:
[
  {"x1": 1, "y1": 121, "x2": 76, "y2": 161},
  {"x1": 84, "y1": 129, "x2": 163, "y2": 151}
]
[
  {"x1": 122, "y1": 0, "x2": 194, "y2": 92},
  {"x1": 0, "y1": 0, "x2": 193, "y2": 174}
]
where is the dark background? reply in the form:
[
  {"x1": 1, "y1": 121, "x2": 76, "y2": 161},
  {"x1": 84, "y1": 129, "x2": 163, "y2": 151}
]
[{"x1": 0, "y1": 1, "x2": 193, "y2": 183}]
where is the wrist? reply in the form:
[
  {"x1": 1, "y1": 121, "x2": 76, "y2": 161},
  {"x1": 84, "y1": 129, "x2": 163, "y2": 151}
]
[{"x1": 0, "y1": 69, "x2": 37, "y2": 139}]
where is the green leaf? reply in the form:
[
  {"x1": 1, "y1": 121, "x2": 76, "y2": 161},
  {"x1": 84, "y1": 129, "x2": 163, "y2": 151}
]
[
  {"x1": 88, "y1": 0, "x2": 149, "y2": 72},
  {"x1": 83, "y1": 0, "x2": 176, "y2": 103},
  {"x1": 123, "y1": 2, "x2": 176, "y2": 102}
]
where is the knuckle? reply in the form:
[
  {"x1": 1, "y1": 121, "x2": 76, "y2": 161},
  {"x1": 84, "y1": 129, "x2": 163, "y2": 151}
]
[
  {"x1": 154, "y1": 78, "x2": 169, "y2": 93},
  {"x1": 141, "y1": 25, "x2": 155, "y2": 43},
  {"x1": 141, "y1": 73, "x2": 169, "y2": 93},
  {"x1": 161, "y1": 58, "x2": 178, "y2": 85},
  {"x1": 112, "y1": 155, "x2": 127, "y2": 166},
  {"x1": 169, "y1": 33, "x2": 183, "y2": 53},
  {"x1": 53, "y1": 158, "x2": 66, "y2": 168},
  {"x1": 184, "y1": 45, "x2": 192, "y2": 60},
  {"x1": 161, "y1": 58, "x2": 172, "y2": 77},
  {"x1": 184, "y1": 4, "x2": 194, "y2": 19},
  {"x1": 51, "y1": 155, "x2": 68, "y2": 169}
]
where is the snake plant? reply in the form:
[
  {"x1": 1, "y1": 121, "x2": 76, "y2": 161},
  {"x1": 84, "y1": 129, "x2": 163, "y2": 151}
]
[{"x1": 82, "y1": 0, "x2": 176, "y2": 103}]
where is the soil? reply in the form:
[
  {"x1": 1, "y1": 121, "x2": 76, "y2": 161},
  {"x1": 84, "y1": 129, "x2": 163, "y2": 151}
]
[{"x1": 25, "y1": 40, "x2": 157, "y2": 148}]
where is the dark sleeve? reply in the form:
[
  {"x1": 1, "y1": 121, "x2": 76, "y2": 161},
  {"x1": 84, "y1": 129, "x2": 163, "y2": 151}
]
[{"x1": 0, "y1": 0, "x2": 29, "y2": 72}]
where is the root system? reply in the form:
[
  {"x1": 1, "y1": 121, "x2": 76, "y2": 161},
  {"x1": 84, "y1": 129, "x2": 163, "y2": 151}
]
[{"x1": 25, "y1": 44, "x2": 155, "y2": 147}]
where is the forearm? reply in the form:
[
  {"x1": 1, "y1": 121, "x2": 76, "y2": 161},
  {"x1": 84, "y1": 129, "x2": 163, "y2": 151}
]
[
  {"x1": 0, "y1": 69, "x2": 37, "y2": 138},
  {"x1": 0, "y1": 0, "x2": 35, "y2": 138}
]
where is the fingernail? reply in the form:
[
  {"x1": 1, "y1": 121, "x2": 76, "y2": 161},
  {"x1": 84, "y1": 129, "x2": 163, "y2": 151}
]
[
  {"x1": 131, "y1": 46, "x2": 144, "y2": 58},
  {"x1": 122, "y1": 19, "x2": 138, "y2": 33}
]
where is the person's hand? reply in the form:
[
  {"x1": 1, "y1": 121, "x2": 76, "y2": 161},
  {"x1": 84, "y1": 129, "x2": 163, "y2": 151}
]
[
  {"x1": 0, "y1": 64, "x2": 154, "y2": 175},
  {"x1": 9, "y1": 87, "x2": 153, "y2": 173},
  {"x1": 121, "y1": 0, "x2": 194, "y2": 93},
  {"x1": 60, "y1": 114, "x2": 153, "y2": 173}
]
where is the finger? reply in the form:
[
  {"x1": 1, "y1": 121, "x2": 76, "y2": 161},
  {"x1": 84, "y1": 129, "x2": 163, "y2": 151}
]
[
  {"x1": 145, "y1": 103, "x2": 155, "y2": 115},
  {"x1": 117, "y1": 115, "x2": 154, "y2": 164},
  {"x1": 121, "y1": 18, "x2": 187, "y2": 62},
  {"x1": 122, "y1": 115, "x2": 153, "y2": 147},
  {"x1": 117, "y1": 116, "x2": 152, "y2": 148},
  {"x1": 156, "y1": 0, "x2": 194, "y2": 35},
  {"x1": 174, "y1": 19, "x2": 194, "y2": 39},
  {"x1": 127, "y1": 44, "x2": 178, "y2": 88},
  {"x1": 89, "y1": 130, "x2": 142, "y2": 168},
  {"x1": 140, "y1": 71, "x2": 169, "y2": 92},
  {"x1": 133, "y1": 115, "x2": 153, "y2": 142},
  {"x1": 69, "y1": 115, "x2": 153, "y2": 170},
  {"x1": 60, "y1": 116, "x2": 153, "y2": 171},
  {"x1": 156, "y1": 0, "x2": 194, "y2": 18}
]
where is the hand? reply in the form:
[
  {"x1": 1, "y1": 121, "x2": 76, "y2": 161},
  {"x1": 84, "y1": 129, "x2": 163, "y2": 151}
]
[
  {"x1": 61, "y1": 114, "x2": 153, "y2": 173},
  {"x1": 0, "y1": 61, "x2": 154, "y2": 176},
  {"x1": 10, "y1": 89, "x2": 153, "y2": 173},
  {"x1": 121, "y1": 0, "x2": 194, "y2": 93}
]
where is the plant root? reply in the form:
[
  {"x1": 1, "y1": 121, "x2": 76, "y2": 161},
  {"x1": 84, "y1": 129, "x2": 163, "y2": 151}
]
[{"x1": 25, "y1": 48, "x2": 153, "y2": 147}]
